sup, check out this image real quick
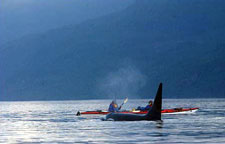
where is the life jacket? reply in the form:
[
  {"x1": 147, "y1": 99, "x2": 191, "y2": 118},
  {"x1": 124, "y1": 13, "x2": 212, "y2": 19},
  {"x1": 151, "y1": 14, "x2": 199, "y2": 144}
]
[
  {"x1": 137, "y1": 104, "x2": 152, "y2": 111},
  {"x1": 108, "y1": 103, "x2": 119, "y2": 112}
]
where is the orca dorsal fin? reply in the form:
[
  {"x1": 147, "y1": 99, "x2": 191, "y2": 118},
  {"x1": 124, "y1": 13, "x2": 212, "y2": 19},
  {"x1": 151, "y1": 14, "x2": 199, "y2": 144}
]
[{"x1": 145, "y1": 83, "x2": 162, "y2": 120}]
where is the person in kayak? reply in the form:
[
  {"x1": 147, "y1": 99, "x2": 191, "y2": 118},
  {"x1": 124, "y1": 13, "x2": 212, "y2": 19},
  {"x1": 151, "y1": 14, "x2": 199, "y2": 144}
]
[
  {"x1": 136, "y1": 100, "x2": 153, "y2": 111},
  {"x1": 108, "y1": 100, "x2": 121, "y2": 112}
]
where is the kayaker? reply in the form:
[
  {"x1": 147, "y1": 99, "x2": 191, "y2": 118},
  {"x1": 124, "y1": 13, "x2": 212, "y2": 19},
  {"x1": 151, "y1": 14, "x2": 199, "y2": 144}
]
[
  {"x1": 136, "y1": 100, "x2": 153, "y2": 111},
  {"x1": 108, "y1": 100, "x2": 121, "y2": 112}
]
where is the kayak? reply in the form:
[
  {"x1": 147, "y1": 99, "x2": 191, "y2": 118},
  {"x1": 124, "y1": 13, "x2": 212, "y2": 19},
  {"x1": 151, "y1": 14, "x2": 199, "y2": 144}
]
[{"x1": 76, "y1": 107, "x2": 199, "y2": 116}]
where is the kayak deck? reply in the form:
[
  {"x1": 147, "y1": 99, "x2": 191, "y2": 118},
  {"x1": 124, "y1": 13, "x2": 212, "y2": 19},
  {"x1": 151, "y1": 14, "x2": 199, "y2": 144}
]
[{"x1": 76, "y1": 107, "x2": 199, "y2": 116}]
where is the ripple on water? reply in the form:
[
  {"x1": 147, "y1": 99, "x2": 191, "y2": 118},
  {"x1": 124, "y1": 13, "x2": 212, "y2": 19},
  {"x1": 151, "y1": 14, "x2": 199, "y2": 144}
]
[{"x1": 1, "y1": 99, "x2": 225, "y2": 143}]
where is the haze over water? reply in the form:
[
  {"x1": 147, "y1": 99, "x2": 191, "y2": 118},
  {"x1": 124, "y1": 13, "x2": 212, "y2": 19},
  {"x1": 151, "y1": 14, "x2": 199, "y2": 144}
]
[{"x1": 1, "y1": 99, "x2": 225, "y2": 143}]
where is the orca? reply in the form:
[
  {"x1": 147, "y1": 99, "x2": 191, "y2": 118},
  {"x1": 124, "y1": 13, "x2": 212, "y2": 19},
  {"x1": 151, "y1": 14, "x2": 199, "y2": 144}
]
[{"x1": 105, "y1": 83, "x2": 162, "y2": 121}]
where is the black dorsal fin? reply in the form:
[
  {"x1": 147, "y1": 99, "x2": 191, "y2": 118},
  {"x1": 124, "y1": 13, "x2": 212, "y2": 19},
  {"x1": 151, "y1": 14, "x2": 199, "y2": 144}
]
[{"x1": 145, "y1": 83, "x2": 162, "y2": 120}]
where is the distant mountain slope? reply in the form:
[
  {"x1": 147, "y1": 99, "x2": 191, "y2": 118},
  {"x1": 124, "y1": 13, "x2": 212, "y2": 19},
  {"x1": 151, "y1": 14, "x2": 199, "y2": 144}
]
[
  {"x1": 0, "y1": 0, "x2": 134, "y2": 44},
  {"x1": 1, "y1": 0, "x2": 225, "y2": 100}
]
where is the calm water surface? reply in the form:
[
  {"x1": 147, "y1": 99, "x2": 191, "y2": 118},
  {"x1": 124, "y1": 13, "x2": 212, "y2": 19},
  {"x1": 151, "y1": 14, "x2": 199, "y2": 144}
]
[{"x1": 1, "y1": 99, "x2": 225, "y2": 143}]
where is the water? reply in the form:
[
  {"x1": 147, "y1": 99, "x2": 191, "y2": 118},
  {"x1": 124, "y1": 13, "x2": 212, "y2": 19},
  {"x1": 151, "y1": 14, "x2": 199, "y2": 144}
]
[{"x1": 1, "y1": 99, "x2": 225, "y2": 143}]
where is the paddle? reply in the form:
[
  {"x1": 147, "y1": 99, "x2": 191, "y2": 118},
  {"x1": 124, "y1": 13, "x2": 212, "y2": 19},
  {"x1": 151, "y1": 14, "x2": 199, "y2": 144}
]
[{"x1": 118, "y1": 97, "x2": 128, "y2": 110}]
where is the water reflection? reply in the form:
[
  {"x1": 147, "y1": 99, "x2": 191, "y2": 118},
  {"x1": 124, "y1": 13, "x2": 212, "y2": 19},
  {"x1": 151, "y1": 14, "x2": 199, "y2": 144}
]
[
  {"x1": 1, "y1": 99, "x2": 225, "y2": 143},
  {"x1": 155, "y1": 120, "x2": 163, "y2": 129}
]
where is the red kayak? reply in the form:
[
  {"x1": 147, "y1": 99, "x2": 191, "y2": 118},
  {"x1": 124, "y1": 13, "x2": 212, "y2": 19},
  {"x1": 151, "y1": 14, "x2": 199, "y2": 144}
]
[{"x1": 76, "y1": 107, "x2": 199, "y2": 116}]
